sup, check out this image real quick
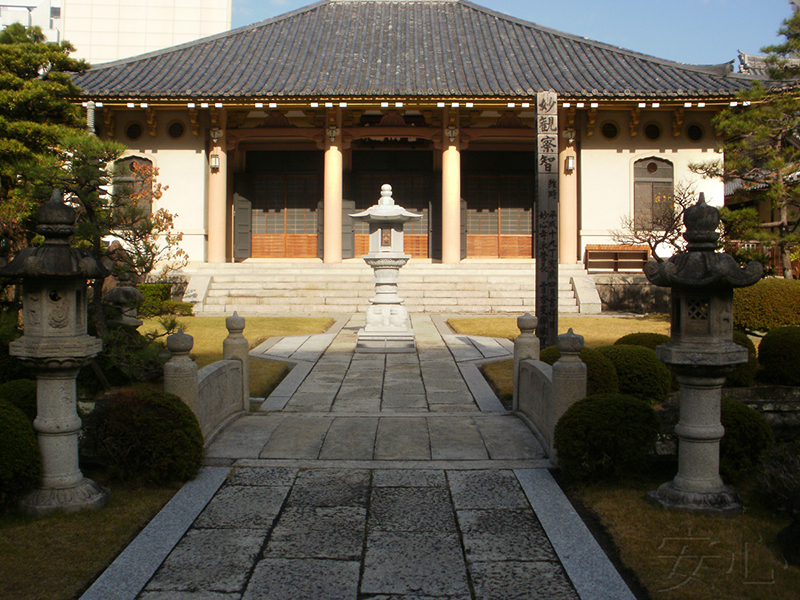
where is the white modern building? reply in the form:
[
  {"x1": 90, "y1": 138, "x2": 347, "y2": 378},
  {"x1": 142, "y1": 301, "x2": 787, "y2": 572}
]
[{"x1": 1, "y1": 0, "x2": 231, "y2": 65}]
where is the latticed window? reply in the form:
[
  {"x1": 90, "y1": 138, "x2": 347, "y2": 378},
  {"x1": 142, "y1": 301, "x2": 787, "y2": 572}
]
[{"x1": 634, "y1": 158, "x2": 674, "y2": 229}]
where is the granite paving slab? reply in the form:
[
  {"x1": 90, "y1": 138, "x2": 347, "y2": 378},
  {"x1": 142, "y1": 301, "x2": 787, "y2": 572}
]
[
  {"x1": 264, "y1": 506, "x2": 367, "y2": 559},
  {"x1": 242, "y1": 559, "x2": 360, "y2": 600}
]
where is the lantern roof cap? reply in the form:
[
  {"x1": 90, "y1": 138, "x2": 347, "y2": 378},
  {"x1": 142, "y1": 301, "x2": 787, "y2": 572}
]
[
  {"x1": 644, "y1": 194, "x2": 762, "y2": 290},
  {"x1": 350, "y1": 184, "x2": 423, "y2": 223}
]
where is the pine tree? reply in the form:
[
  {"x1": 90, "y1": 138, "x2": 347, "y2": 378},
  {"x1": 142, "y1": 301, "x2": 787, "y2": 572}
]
[
  {"x1": 0, "y1": 23, "x2": 89, "y2": 245},
  {"x1": 692, "y1": 11, "x2": 800, "y2": 278}
]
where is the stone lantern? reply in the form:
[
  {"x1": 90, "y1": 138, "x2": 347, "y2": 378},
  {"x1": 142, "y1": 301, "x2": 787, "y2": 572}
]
[
  {"x1": 644, "y1": 193, "x2": 762, "y2": 513},
  {"x1": 0, "y1": 190, "x2": 110, "y2": 515},
  {"x1": 350, "y1": 184, "x2": 422, "y2": 352}
]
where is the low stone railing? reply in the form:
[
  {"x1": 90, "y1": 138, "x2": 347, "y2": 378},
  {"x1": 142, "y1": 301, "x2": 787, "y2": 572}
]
[
  {"x1": 513, "y1": 313, "x2": 587, "y2": 461},
  {"x1": 163, "y1": 313, "x2": 250, "y2": 444}
]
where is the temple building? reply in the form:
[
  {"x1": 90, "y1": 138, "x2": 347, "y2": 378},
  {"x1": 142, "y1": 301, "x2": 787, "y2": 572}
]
[{"x1": 73, "y1": 0, "x2": 753, "y2": 268}]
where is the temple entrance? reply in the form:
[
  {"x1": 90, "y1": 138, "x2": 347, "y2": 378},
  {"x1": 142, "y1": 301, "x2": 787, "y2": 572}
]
[
  {"x1": 234, "y1": 151, "x2": 323, "y2": 259},
  {"x1": 351, "y1": 150, "x2": 433, "y2": 258},
  {"x1": 462, "y1": 151, "x2": 535, "y2": 258}
]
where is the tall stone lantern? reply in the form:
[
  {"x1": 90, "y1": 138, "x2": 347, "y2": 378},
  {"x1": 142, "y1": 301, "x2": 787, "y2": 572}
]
[
  {"x1": 0, "y1": 190, "x2": 110, "y2": 515},
  {"x1": 644, "y1": 193, "x2": 762, "y2": 513},
  {"x1": 350, "y1": 184, "x2": 422, "y2": 353}
]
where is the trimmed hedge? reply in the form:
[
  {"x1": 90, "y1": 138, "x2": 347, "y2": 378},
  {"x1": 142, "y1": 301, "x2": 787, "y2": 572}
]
[
  {"x1": 136, "y1": 283, "x2": 193, "y2": 317},
  {"x1": 595, "y1": 345, "x2": 671, "y2": 404},
  {"x1": 614, "y1": 332, "x2": 671, "y2": 351},
  {"x1": 720, "y1": 397, "x2": 774, "y2": 484},
  {"x1": 540, "y1": 346, "x2": 619, "y2": 396},
  {"x1": 726, "y1": 331, "x2": 758, "y2": 388},
  {"x1": 734, "y1": 278, "x2": 800, "y2": 332},
  {"x1": 758, "y1": 326, "x2": 800, "y2": 386},
  {"x1": 84, "y1": 389, "x2": 203, "y2": 484},
  {"x1": 0, "y1": 401, "x2": 41, "y2": 511},
  {"x1": 554, "y1": 393, "x2": 662, "y2": 482},
  {"x1": 0, "y1": 379, "x2": 36, "y2": 422}
]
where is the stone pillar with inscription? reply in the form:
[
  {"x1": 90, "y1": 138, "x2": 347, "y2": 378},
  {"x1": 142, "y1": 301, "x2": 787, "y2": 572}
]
[{"x1": 535, "y1": 91, "x2": 560, "y2": 349}]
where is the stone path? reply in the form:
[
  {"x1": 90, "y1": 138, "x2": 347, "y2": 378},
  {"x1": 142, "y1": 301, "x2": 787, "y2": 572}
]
[{"x1": 81, "y1": 315, "x2": 636, "y2": 600}]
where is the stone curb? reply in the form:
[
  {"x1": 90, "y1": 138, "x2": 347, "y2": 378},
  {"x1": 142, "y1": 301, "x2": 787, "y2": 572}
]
[{"x1": 79, "y1": 467, "x2": 229, "y2": 600}]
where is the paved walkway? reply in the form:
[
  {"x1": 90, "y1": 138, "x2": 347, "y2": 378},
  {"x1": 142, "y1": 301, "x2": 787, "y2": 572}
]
[{"x1": 81, "y1": 315, "x2": 636, "y2": 600}]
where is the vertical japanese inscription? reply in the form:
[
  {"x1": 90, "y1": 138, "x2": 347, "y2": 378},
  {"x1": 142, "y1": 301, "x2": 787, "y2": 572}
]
[{"x1": 536, "y1": 91, "x2": 559, "y2": 348}]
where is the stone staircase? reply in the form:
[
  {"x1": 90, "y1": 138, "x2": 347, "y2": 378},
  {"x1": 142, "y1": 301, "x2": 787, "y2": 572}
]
[{"x1": 182, "y1": 260, "x2": 600, "y2": 315}]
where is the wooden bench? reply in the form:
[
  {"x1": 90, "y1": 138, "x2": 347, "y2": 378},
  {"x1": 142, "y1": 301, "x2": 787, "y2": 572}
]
[{"x1": 584, "y1": 244, "x2": 650, "y2": 272}]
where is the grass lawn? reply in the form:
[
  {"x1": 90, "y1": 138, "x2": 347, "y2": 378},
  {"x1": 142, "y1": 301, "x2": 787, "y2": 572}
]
[
  {"x1": 0, "y1": 474, "x2": 180, "y2": 600},
  {"x1": 450, "y1": 315, "x2": 800, "y2": 599},
  {"x1": 0, "y1": 315, "x2": 334, "y2": 600},
  {"x1": 569, "y1": 474, "x2": 800, "y2": 600},
  {"x1": 141, "y1": 315, "x2": 334, "y2": 397}
]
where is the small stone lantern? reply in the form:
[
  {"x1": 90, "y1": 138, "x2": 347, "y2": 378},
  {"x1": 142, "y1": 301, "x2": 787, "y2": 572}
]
[
  {"x1": 350, "y1": 184, "x2": 422, "y2": 352},
  {"x1": 0, "y1": 190, "x2": 111, "y2": 515},
  {"x1": 644, "y1": 193, "x2": 762, "y2": 513}
]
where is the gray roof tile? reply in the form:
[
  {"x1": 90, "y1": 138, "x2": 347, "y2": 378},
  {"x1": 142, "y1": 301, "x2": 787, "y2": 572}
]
[{"x1": 73, "y1": 0, "x2": 753, "y2": 101}]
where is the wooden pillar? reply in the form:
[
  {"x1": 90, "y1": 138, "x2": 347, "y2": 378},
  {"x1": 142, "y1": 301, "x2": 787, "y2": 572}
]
[
  {"x1": 323, "y1": 108, "x2": 343, "y2": 263},
  {"x1": 441, "y1": 109, "x2": 461, "y2": 264},
  {"x1": 207, "y1": 109, "x2": 228, "y2": 263}
]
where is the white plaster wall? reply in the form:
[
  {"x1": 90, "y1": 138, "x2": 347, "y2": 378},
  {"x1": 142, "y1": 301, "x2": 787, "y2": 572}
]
[
  {"x1": 578, "y1": 109, "x2": 724, "y2": 259},
  {"x1": 115, "y1": 109, "x2": 208, "y2": 264},
  {"x1": 61, "y1": 0, "x2": 231, "y2": 64}
]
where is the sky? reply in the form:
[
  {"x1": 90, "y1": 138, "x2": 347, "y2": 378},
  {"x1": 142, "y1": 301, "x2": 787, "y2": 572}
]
[{"x1": 231, "y1": 0, "x2": 793, "y2": 67}]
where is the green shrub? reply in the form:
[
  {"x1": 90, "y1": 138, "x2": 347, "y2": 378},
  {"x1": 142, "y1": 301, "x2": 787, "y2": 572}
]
[
  {"x1": 758, "y1": 326, "x2": 800, "y2": 386},
  {"x1": 136, "y1": 283, "x2": 172, "y2": 317},
  {"x1": 554, "y1": 393, "x2": 661, "y2": 482},
  {"x1": 754, "y1": 441, "x2": 800, "y2": 513},
  {"x1": 0, "y1": 341, "x2": 33, "y2": 385},
  {"x1": 0, "y1": 401, "x2": 41, "y2": 510},
  {"x1": 540, "y1": 346, "x2": 619, "y2": 396},
  {"x1": 734, "y1": 278, "x2": 800, "y2": 332},
  {"x1": 0, "y1": 379, "x2": 36, "y2": 422},
  {"x1": 595, "y1": 345, "x2": 671, "y2": 404},
  {"x1": 613, "y1": 332, "x2": 671, "y2": 350},
  {"x1": 84, "y1": 389, "x2": 203, "y2": 484},
  {"x1": 720, "y1": 398, "x2": 775, "y2": 485},
  {"x1": 161, "y1": 300, "x2": 194, "y2": 316},
  {"x1": 725, "y1": 331, "x2": 758, "y2": 388}
]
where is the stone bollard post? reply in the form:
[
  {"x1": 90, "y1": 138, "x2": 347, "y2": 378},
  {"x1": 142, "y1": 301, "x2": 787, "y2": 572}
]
[
  {"x1": 550, "y1": 328, "x2": 587, "y2": 454},
  {"x1": 222, "y1": 312, "x2": 250, "y2": 411},
  {"x1": 513, "y1": 313, "x2": 540, "y2": 411},
  {"x1": 164, "y1": 329, "x2": 199, "y2": 415}
]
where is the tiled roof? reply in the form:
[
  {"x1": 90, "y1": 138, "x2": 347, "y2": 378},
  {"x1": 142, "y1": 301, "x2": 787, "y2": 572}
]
[{"x1": 74, "y1": 0, "x2": 753, "y2": 101}]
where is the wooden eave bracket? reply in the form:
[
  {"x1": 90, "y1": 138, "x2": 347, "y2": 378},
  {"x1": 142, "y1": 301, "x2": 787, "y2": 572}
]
[
  {"x1": 673, "y1": 107, "x2": 684, "y2": 137},
  {"x1": 630, "y1": 107, "x2": 640, "y2": 137}
]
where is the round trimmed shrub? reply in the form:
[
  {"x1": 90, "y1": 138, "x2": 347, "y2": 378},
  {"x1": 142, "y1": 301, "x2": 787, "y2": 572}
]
[
  {"x1": 725, "y1": 331, "x2": 758, "y2": 388},
  {"x1": 614, "y1": 332, "x2": 671, "y2": 351},
  {"x1": 0, "y1": 379, "x2": 36, "y2": 422},
  {"x1": 540, "y1": 346, "x2": 619, "y2": 396},
  {"x1": 85, "y1": 389, "x2": 203, "y2": 484},
  {"x1": 554, "y1": 393, "x2": 662, "y2": 482},
  {"x1": 595, "y1": 345, "x2": 671, "y2": 404},
  {"x1": 0, "y1": 401, "x2": 41, "y2": 510},
  {"x1": 758, "y1": 326, "x2": 800, "y2": 386},
  {"x1": 720, "y1": 398, "x2": 774, "y2": 484}
]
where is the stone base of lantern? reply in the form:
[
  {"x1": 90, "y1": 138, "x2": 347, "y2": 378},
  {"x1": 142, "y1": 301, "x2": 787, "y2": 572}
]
[
  {"x1": 647, "y1": 481, "x2": 742, "y2": 515},
  {"x1": 355, "y1": 329, "x2": 416, "y2": 353},
  {"x1": 356, "y1": 303, "x2": 415, "y2": 353},
  {"x1": 20, "y1": 477, "x2": 109, "y2": 517}
]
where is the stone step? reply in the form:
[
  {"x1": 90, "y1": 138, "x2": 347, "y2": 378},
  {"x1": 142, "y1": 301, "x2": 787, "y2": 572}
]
[{"x1": 184, "y1": 261, "x2": 590, "y2": 315}]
